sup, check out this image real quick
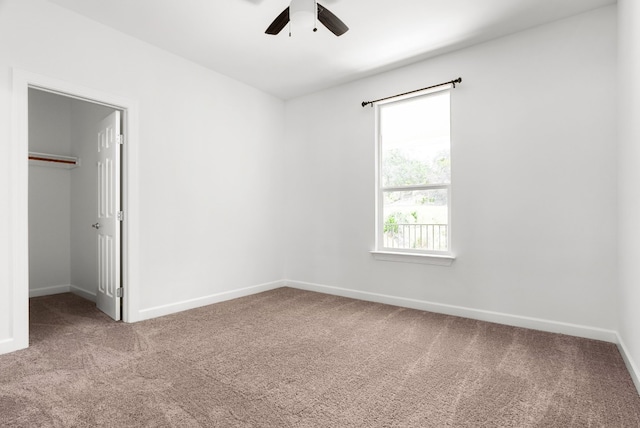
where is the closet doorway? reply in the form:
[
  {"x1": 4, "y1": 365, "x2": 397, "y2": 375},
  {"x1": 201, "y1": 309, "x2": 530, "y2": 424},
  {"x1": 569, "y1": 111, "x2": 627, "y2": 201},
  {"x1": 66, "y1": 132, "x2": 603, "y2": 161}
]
[
  {"x1": 28, "y1": 88, "x2": 123, "y2": 320},
  {"x1": 8, "y1": 70, "x2": 140, "y2": 354}
]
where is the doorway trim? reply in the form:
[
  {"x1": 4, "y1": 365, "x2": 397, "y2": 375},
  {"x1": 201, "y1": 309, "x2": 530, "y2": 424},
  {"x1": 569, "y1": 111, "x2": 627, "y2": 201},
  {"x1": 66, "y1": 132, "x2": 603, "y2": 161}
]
[{"x1": 8, "y1": 68, "x2": 141, "y2": 353}]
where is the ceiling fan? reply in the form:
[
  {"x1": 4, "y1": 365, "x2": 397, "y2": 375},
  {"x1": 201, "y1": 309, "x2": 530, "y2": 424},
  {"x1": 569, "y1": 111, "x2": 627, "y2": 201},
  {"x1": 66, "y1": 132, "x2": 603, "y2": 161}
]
[{"x1": 265, "y1": 0, "x2": 349, "y2": 37}]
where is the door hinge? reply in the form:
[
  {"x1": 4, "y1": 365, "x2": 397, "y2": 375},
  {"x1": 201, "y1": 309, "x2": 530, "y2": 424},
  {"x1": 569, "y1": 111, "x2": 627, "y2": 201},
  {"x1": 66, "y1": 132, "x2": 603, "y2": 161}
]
[
  {"x1": 117, "y1": 211, "x2": 124, "y2": 221},
  {"x1": 116, "y1": 287, "x2": 123, "y2": 298},
  {"x1": 116, "y1": 134, "x2": 124, "y2": 145}
]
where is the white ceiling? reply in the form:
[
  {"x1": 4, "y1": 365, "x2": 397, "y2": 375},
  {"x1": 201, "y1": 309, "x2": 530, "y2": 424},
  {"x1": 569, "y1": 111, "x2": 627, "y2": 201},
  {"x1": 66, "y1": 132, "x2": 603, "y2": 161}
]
[{"x1": 47, "y1": 0, "x2": 615, "y2": 100}]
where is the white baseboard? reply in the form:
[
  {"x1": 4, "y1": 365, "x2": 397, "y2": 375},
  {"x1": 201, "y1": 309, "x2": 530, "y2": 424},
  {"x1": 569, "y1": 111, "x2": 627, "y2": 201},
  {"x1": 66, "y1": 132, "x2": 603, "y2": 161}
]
[
  {"x1": 70, "y1": 285, "x2": 96, "y2": 302},
  {"x1": 616, "y1": 334, "x2": 640, "y2": 395},
  {"x1": 137, "y1": 280, "x2": 285, "y2": 321},
  {"x1": 29, "y1": 284, "x2": 71, "y2": 298},
  {"x1": 285, "y1": 280, "x2": 618, "y2": 343},
  {"x1": 29, "y1": 285, "x2": 97, "y2": 302},
  {"x1": 0, "y1": 338, "x2": 16, "y2": 355}
]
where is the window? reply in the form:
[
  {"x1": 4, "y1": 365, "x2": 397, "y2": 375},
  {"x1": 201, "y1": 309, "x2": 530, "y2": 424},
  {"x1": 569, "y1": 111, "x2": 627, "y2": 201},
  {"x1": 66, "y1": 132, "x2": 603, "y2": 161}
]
[{"x1": 375, "y1": 87, "x2": 452, "y2": 258}]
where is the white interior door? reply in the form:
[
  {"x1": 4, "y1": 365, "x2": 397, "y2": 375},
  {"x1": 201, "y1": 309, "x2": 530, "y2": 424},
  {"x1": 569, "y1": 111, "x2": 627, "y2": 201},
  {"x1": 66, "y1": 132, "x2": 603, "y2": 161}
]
[{"x1": 95, "y1": 111, "x2": 121, "y2": 320}]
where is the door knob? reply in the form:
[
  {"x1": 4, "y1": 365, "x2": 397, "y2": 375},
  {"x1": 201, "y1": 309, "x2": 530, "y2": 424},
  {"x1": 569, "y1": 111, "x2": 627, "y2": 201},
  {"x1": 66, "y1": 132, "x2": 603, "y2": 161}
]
[{"x1": 92, "y1": 223, "x2": 101, "y2": 230}]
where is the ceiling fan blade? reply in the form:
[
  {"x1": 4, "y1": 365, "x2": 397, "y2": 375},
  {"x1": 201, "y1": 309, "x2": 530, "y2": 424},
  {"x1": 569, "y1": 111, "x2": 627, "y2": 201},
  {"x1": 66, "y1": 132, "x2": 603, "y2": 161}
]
[
  {"x1": 317, "y1": 3, "x2": 349, "y2": 36},
  {"x1": 265, "y1": 7, "x2": 290, "y2": 35}
]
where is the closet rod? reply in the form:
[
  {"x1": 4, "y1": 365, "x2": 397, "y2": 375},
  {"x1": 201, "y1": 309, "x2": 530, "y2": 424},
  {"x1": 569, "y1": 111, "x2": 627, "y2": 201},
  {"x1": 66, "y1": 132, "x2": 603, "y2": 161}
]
[{"x1": 28, "y1": 155, "x2": 77, "y2": 165}]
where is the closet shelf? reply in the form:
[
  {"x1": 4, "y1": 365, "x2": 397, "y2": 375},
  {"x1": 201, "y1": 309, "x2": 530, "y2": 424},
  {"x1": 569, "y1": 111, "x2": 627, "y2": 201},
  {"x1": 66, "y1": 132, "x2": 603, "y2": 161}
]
[{"x1": 28, "y1": 152, "x2": 79, "y2": 169}]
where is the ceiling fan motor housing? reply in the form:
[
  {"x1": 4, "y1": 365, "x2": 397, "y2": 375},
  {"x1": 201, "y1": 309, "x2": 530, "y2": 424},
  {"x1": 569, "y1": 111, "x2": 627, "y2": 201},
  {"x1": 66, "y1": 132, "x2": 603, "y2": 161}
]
[{"x1": 290, "y1": 0, "x2": 316, "y2": 32}]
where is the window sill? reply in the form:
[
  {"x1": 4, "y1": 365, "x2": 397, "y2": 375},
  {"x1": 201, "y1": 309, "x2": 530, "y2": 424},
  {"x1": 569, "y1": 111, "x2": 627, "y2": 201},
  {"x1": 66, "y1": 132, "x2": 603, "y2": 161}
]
[{"x1": 370, "y1": 251, "x2": 455, "y2": 266}]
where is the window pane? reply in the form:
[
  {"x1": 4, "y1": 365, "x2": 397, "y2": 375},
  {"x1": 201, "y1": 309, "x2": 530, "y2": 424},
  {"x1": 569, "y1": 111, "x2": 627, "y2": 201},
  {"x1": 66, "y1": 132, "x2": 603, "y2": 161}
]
[
  {"x1": 382, "y1": 189, "x2": 448, "y2": 251},
  {"x1": 380, "y1": 91, "x2": 450, "y2": 188}
]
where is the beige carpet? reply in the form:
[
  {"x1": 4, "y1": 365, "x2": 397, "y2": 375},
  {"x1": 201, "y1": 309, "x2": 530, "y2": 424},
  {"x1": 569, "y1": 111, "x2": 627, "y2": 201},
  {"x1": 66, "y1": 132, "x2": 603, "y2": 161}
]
[{"x1": 0, "y1": 288, "x2": 639, "y2": 427}]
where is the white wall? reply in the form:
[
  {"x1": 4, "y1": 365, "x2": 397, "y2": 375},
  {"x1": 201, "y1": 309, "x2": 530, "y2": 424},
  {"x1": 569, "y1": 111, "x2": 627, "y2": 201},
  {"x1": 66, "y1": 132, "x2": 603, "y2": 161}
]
[
  {"x1": 618, "y1": 0, "x2": 640, "y2": 390},
  {"x1": 0, "y1": 0, "x2": 285, "y2": 352},
  {"x1": 28, "y1": 89, "x2": 72, "y2": 294},
  {"x1": 284, "y1": 6, "x2": 618, "y2": 334},
  {"x1": 69, "y1": 99, "x2": 115, "y2": 300}
]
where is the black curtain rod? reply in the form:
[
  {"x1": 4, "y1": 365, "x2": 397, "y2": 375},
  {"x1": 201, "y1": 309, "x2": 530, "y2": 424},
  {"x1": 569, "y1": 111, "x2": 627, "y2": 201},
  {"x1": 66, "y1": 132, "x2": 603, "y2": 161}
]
[{"x1": 361, "y1": 77, "x2": 462, "y2": 107}]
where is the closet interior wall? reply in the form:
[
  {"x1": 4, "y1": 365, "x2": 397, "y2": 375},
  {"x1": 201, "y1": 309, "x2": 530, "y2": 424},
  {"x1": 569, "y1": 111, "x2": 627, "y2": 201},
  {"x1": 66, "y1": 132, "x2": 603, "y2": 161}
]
[{"x1": 29, "y1": 88, "x2": 115, "y2": 300}]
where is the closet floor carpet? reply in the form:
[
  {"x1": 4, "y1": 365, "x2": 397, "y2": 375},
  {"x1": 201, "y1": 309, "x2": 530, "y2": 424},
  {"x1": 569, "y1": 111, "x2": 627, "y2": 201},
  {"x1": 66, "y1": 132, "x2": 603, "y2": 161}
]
[{"x1": 1, "y1": 287, "x2": 639, "y2": 427}]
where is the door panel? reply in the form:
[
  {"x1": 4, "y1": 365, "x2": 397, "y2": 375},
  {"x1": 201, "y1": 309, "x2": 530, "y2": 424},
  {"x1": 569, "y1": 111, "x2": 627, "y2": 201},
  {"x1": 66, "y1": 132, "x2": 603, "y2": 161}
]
[{"x1": 95, "y1": 111, "x2": 121, "y2": 320}]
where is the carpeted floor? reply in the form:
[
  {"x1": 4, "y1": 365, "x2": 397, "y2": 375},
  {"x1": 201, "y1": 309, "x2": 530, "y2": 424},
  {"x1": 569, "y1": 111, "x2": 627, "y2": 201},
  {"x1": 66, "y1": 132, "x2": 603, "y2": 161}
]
[{"x1": 0, "y1": 288, "x2": 639, "y2": 427}]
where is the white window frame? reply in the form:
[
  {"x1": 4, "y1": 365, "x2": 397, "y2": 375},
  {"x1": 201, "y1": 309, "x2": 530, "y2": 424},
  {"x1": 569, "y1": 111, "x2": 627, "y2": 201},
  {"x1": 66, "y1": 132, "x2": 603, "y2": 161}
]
[{"x1": 371, "y1": 85, "x2": 455, "y2": 265}]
